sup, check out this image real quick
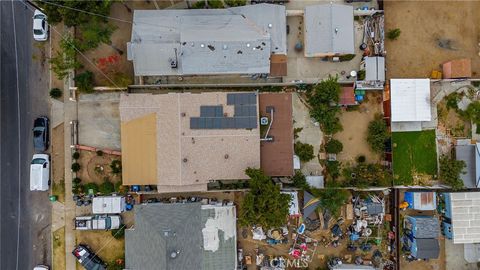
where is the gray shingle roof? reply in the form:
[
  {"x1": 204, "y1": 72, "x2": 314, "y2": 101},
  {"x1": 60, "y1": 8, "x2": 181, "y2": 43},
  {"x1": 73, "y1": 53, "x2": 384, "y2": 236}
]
[
  {"x1": 413, "y1": 216, "x2": 439, "y2": 239},
  {"x1": 304, "y1": 3, "x2": 354, "y2": 57},
  {"x1": 125, "y1": 203, "x2": 237, "y2": 270},
  {"x1": 128, "y1": 4, "x2": 286, "y2": 76},
  {"x1": 416, "y1": 238, "x2": 440, "y2": 259}
]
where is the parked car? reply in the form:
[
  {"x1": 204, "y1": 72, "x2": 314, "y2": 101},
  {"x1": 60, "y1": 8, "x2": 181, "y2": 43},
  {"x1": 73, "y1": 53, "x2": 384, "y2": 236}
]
[
  {"x1": 33, "y1": 116, "x2": 49, "y2": 152},
  {"x1": 33, "y1": 266, "x2": 49, "y2": 270},
  {"x1": 30, "y1": 154, "x2": 50, "y2": 191},
  {"x1": 72, "y1": 244, "x2": 106, "y2": 270},
  {"x1": 75, "y1": 215, "x2": 122, "y2": 230},
  {"x1": 32, "y1": 9, "x2": 48, "y2": 41}
]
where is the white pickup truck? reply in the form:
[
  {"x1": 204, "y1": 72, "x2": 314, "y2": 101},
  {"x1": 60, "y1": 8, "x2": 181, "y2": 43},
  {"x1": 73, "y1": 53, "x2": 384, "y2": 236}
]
[{"x1": 75, "y1": 215, "x2": 121, "y2": 230}]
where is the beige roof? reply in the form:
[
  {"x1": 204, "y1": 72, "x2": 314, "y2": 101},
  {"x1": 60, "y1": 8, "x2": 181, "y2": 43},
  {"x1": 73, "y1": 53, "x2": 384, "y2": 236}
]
[{"x1": 120, "y1": 92, "x2": 260, "y2": 192}]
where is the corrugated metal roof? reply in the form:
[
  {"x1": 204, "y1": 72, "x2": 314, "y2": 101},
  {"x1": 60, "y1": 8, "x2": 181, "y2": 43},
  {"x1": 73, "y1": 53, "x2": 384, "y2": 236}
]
[
  {"x1": 410, "y1": 216, "x2": 439, "y2": 239},
  {"x1": 449, "y1": 192, "x2": 480, "y2": 244},
  {"x1": 365, "y1": 56, "x2": 385, "y2": 81},
  {"x1": 391, "y1": 79, "x2": 431, "y2": 122},
  {"x1": 304, "y1": 3, "x2": 354, "y2": 57},
  {"x1": 128, "y1": 4, "x2": 286, "y2": 76},
  {"x1": 414, "y1": 238, "x2": 440, "y2": 259}
]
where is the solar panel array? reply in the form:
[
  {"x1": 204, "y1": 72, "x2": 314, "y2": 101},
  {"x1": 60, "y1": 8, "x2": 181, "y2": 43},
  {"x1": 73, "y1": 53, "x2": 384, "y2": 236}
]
[{"x1": 190, "y1": 93, "x2": 258, "y2": 129}]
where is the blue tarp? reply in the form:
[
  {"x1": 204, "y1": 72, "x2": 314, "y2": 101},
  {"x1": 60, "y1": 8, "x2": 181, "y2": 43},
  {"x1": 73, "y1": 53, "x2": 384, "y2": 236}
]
[{"x1": 404, "y1": 192, "x2": 414, "y2": 208}]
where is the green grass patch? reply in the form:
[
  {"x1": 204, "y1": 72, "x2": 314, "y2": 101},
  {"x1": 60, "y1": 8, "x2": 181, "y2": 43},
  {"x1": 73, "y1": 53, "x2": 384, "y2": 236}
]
[{"x1": 392, "y1": 130, "x2": 437, "y2": 185}]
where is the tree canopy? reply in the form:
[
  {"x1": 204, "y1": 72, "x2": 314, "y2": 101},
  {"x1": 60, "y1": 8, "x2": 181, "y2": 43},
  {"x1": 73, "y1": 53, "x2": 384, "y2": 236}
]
[
  {"x1": 367, "y1": 115, "x2": 389, "y2": 153},
  {"x1": 294, "y1": 142, "x2": 315, "y2": 162},
  {"x1": 439, "y1": 155, "x2": 466, "y2": 190},
  {"x1": 239, "y1": 168, "x2": 291, "y2": 229},
  {"x1": 343, "y1": 163, "x2": 392, "y2": 188},
  {"x1": 307, "y1": 76, "x2": 343, "y2": 134},
  {"x1": 325, "y1": 139, "x2": 343, "y2": 154},
  {"x1": 38, "y1": 0, "x2": 113, "y2": 27},
  {"x1": 311, "y1": 182, "x2": 349, "y2": 217}
]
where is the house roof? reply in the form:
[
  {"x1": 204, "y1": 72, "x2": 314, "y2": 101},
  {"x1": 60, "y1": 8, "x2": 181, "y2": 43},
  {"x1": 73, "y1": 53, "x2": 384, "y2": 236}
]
[
  {"x1": 449, "y1": 192, "x2": 480, "y2": 244},
  {"x1": 120, "y1": 92, "x2": 260, "y2": 192},
  {"x1": 125, "y1": 203, "x2": 237, "y2": 270},
  {"x1": 414, "y1": 238, "x2": 440, "y2": 259},
  {"x1": 391, "y1": 79, "x2": 431, "y2": 122},
  {"x1": 259, "y1": 93, "x2": 294, "y2": 177},
  {"x1": 128, "y1": 4, "x2": 286, "y2": 76},
  {"x1": 404, "y1": 192, "x2": 437, "y2": 211},
  {"x1": 409, "y1": 216, "x2": 439, "y2": 239},
  {"x1": 455, "y1": 142, "x2": 480, "y2": 188},
  {"x1": 304, "y1": 3, "x2": 354, "y2": 57},
  {"x1": 442, "y1": 58, "x2": 472, "y2": 79}
]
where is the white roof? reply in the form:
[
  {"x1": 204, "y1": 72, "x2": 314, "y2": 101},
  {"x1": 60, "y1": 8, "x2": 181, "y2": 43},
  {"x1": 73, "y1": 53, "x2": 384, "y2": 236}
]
[
  {"x1": 306, "y1": 175, "x2": 324, "y2": 188},
  {"x1": 92, "y1": 196, "x2": 125, "y2": 214},
  {"x1": 449, "y1": 192, "x2": 480, "y2": 244},
  {"x1": 391, "y1": 79, "x2": 431, "y2": 122},
  {"x1": 281, "y1": 191, "x2": 300, "y2": 216}
]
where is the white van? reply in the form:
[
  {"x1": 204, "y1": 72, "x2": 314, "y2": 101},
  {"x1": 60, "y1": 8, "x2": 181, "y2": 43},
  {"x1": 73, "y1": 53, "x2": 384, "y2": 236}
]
[
  {"x1": 92, "y1": 196, "x2": 125, "y2": 214},
  {"x1": 30, "y1": 154, "x2": 50, "y2": 191}
]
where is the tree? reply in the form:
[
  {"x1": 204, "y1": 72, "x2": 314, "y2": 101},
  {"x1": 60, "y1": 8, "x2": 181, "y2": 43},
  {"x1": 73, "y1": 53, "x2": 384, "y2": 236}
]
[
  {"x1": 38, "y1": 0, "x2": 113, "y2": 27},
  {"x1": 325, "y1": 160, "x2": 341, "y2": 180},
  {"x1": 311, "y1": 183, "x2": 349, "y2": 217},
  {"x1": 439, "y1": 155, "x2": 466, "y2": 190},
  {"x1": 99, "y1": 178, "x2": 114, "y2": 195},
  {"x1": 84, "y1": 182, "x2": 99, "y2": 194},
  {"x1": 72, "y1": 151, "x2": 80, "y2": 159},
  {"x1": 239, "y1": 168, "x2": 291, "y2": 229},
  {"x1": 50, "y1": 35, "x2": 83, "y2": 79},
  {"x1": 71, "y1": 162, "x2": 81, "y2": 172},
  {"x1": 387, "y1": 28, "x2": 401, "y2": 40},
  {"x1": 294, "y1": 142, "x2": 315, "y2": 162},
  {"x1": 74, "y1": 71, "x2": 94, "y2": 93},
  {"x1": 49, "y1": 88, "x2": 62, "y2": 99},
  {"x1": 307, "y1": 76, "x2": 343, "y2": 134},
  {"x1": 367, "y1": 115, "x2": 389, "y2": 153},
  {"x1": 291, "y1": 170, "x2": 309, "y2": 190},
  {"x1": 325, "y1": 139, "x2": 343, "y2": 154},
  {"x1": 76, "y1": 19, "x2": 116, "y2": 51},
  {"x1": 110, "y1": 160, "x2": 122, "y2": 174},
  {"x1": 111, "y1": 226, "x2": 125, "y2": 239}
]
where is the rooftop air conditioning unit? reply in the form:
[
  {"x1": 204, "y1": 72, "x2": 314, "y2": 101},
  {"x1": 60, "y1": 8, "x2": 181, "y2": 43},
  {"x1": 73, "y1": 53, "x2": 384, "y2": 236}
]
[{"x1": 169, "y1": 58, "x2": 178, "y2": 68}]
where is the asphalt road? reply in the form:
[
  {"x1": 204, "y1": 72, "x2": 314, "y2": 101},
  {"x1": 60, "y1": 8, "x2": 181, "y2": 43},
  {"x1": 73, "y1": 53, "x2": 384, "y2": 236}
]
[{"x1": 1, "y1": 1, "x2": 51, "y2": 269}]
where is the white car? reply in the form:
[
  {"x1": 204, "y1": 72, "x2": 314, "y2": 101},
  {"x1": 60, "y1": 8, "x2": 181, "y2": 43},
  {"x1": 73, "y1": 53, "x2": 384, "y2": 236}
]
[
  {"x1": 33, "y1": 9, "x2": 48, "y2": 41},
  {"x1": 33, "y1": 265, "x2": 49, "y2": 270},
  {"x1": 30, "y1": 154, "x2": 50, "y2": 191}
]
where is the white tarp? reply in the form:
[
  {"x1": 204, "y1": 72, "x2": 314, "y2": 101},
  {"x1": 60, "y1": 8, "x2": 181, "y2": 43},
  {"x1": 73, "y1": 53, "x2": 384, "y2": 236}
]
[
  {"x1": 391, "y1": 79, "x2": 431, "y2": 122},
  {"x1": 281, "y1": 191, "x2": 300, "y2": 216}
]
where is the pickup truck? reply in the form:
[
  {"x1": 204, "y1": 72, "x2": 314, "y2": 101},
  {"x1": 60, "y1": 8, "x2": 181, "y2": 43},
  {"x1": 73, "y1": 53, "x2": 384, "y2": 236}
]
[
  {"x1": 75, "y1": 215, "x2": 121, "y2": 230},
  {"x1": 72, "y1": 244, "x2": 106, "y2": 270}
]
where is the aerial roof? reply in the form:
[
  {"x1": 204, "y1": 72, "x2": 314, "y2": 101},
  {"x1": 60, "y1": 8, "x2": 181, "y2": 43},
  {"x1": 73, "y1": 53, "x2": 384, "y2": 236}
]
[
  {"x1": 391, "y1": 79, "x2": 431, "y2": 122},
  {"x1": 408, "y1": 216, "x2": 439, "y2": 239},
  {"x1": 125, "y1": 203, "x2": 237, "y2": 270},
  {"x1": 304, "y1": 3, "x2": 354, "y2": 57},
  {"x1": 449, "y1": 192, "x2": 480, "y2": 244},
  {"x1": 413, "y1": 238, "x2": 440, "y2": 259},
  {"x1": 455, "y1": 141, "x2": 480, "y2": 188},
  {"x1": 120, "y1": 92, "x2": 260, "y2": 192},
  {"x1": 128, "y1": 4, "x2": 286, "y2": 76},
  {"x1": 404, "y1": 192, "x2": 437, "y2": 211}
]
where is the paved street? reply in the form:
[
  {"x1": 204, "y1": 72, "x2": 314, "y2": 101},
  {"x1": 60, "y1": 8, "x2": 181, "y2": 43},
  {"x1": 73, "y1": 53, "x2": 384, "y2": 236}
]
[{"x1": 0, "y1": 1, "x2": 51, "y2": 269}]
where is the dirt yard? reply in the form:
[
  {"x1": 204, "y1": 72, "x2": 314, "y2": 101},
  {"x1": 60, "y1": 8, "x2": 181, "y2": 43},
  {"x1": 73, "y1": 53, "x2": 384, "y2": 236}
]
[
  {"x1": 53, "y1": 227, "x2": 66, "y2": 270},
  {"x1": 75, "y1": 230, "x2": 125, "y2": 264},
  {"x1": 400, "y1": 238, "x2": 446, "y2": 270},
  {"x1": 75, "y1": 150, "x2": 122, "y2": 186},
  {"x1": 51, "y1": 123, "x2": 65, "y2": 202},
  {"x1": 334, "y1": 91, "x2": 383, "y2": 165},
  {"x1": 437, "y1": 100, "x2": 471, "y2": 138},
  {"x1": 384, "y1": 1, "x2": 480, "y2": 78}
]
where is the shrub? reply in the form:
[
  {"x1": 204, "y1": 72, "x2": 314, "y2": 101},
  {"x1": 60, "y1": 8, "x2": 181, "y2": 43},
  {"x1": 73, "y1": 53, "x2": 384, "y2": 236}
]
[
  {"x1": 72, "y1": 184, "x2": 84, "y2": 195},
  {"x1": 325, "y1": 139, "x2": 343, "y2": 154},
  {"x1": 99, "y1": 178, "x2": 115, "y2": 195},
  {"x1": 291, "y1": 171, "x2": 309, "y2": 190},
  {"x1": 191, "y1": 1, "x2": 206, "y2": 8},
  {"x1": 294, "y1": 127, "x2": 303, "y2": 140},
  {"x1": 339, "y1": 54, "x2": 356, "y2": 62},
  {"x1": 71, "y1": 162, "x2": 81, "y2": 172},
  {"x1": 96, "y1": 150, "x2": 103, "y2": 156},
  {"x1": 76, "y1": 19, "x2": 116, "y2": 51},
  {"x1": 224, "y1": 0, "x2": 246, "y2": 7},
  {"x1": 439, "y1": 155, "x2": 466, "y2": 190},
  {"x1": 50, "y1": 35, "x2": 83, "y2": 79},
  {"x1": 445, "y1": 93, "x2": 461, "y2": 110},
  {"x1": 356, "y1": 155, "x2": 366, "y2": 163},
  {"x1": 110, "y1": 160, "x2": 122, "y2": 174},
  {"x1": 72, "y1": 152, "x2": 80, "y2": 160},
  {"x1": 367, "y1": 115, "x2": 389, "y2": 153},
  {"x1": 357, "y1": 70, "x2": 366, "y2": 81},
  {"x1": 207, "y1": 0, "x2": 224, "y2": 8},
  {"x1": 73, "y1": 177, "x2": 81, "y2": 185},
  {"x1": 343, "y1": 163, "x2": 392, "y2": 188},
  {"x1": 84, "y1": 183, "x2": 99, "y2": 195},
  {"x1": 310, "y1": 182, "x2": 349, "y2": 217},
  {"x1": 111, "y1": 226, "x2": 125, "y2": 239},
  {"x1": 295, "y1": 142, "x2": 315, "y2": 162},
  {"x1": 49, "y1": 88, "x2": 62, "y2": 99},
  {"x1": 325, "y1": 160, "x2": 341, "y2": 180},
  {"x1": 387, "y1": 28, "x2": 401, "y2": 40},
  {"x1": 74, "y1": 71, "x2": 94, "y2": 93},
  {"x1": 114, "y1": 181, "x2": 127, "y2": 194}
]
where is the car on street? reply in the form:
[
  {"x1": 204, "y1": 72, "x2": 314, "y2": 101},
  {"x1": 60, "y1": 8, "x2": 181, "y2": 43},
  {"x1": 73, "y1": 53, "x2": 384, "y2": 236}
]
[
  {"x1": 33, "y1": 9, "x2": 48, "y2": 41},
  {"x1": 75, "y1": 215, "x2": 122, "y2": 230},
  {"x1": 72, "y1": 244, "x2": 107, "y2": 270},
  {"x1": 33, "y1": 265, "x2": 49, "y2": 270},
  {"x1": 33, "y1": 116, "x2": 49, "y2": 152},
  {"x1": 30, "y1": 154, "x2": 50, "y2": 191}
]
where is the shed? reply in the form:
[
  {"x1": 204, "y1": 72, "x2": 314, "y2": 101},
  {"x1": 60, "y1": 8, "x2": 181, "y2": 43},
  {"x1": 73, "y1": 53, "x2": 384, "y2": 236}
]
[
  {"x1": 365, "y1": 56, "x2": 385, "y2": 81},
  {"x1": 304, "y1": 3, "x2": 354, "y2": 57},
  {"x1": 404, "y1": 216, "x2": 439, "y2": 239},
  {"x1": 404, "y1": 192, "x2": 437, "y2": 211},
  {"x1": 391, "y1": 79, "x2": 431, "y2": 123},
  {"x1": 92, "y1": 196, "x2": 125, "y2": 214},
  {"x1": 455, "y1": 141, "x2": 480, "y2": 188},
  {"x1": 340, "y1": 85, "x2": 356, "y2": 106},
  {"x1": 442, "y1": 58, "x2": 472, "y2": 79},
  {"x1": 411, "y1": 238, "x2": 440, "y2": 259}
]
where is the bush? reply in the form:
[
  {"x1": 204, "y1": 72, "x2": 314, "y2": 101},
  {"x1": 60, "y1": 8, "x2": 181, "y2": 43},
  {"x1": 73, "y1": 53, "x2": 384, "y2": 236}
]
[
  {"x1": 49, "y1": 88, "x2": 62, "y2": 99},
  {"x1": 439, "y1": 155, "x2": 466, "y2": 190},
  {"x1": 74, "y1": 71, "x2": 94, "y2": 93},
  {"x1": 72, "y1": 184, "x2": 84, "y2": 195},
  {"x1": 339, "y1": 54, "x2": 356, "y2": 62},
  {"x1": 325, "y1": 160, "x2": 341, "y2": 180},
  {"x1": 291, "y1": 171, "x2": 309, "y2": 190},
  {"x1": 99, "y1": 178, "x2": 114, "y2": 195},
  {"x1": 207, "y1": 0, "x2": 224, "y2": 8},
  {"x1": 110, "y1": 160, "x2": 122, "y2": 174},
  {"x1": 325, "y1": 139, "x2": 343, "y2": 154},
  {"x1": 114, "y1": 181, "x2": 127, "y2": 194},
  {"x1": 343, "y1": 163, "x2": 392, "y2": 188},
  {"x1": 50, "y1": 35, "x2": 83, "y2": 79},
  {"x1": 96, "y1": 150, "x2": 104, "y2": 156},
  {"x1": 72, "y1": 152, "x2": 80, "y2": 160},
  {"x1": 224, "y1": 0, "x2": 246, "y2": 7},
  {"x1": 76, "y1": 19, "x2": 116, "y2": 51},
  {"x1": 367, "y1": 115, "x2": 389, "y2": 153},
  {"x1": 191, "y1": 1, "x2": 206, "y2": 8},
  {"x1": 387, "y1": 28, "x2": 401, "y2": 40},
  {"x1": 73, "y1": 177, "x2": 82, "y2": 185},
  {"x1": 356, "y1": 155, "x2": 366, "y2": 163},
  {"x1": 294, "y1": 127, "x2": 303, "y2": 140},
  {"x1": 357, "y1": 70, "x2": 366, "y2": 81},
  {"x1": 38, "y1": 0, "x2": 112, "y2": 27},
  {"x1": 84, "y1": 183, "x2": 99, "y2": 194},
  {"x1": 71, "y1": 162, "x2": 81, "y2": 172},
  {"x1": 310, "y1": 182, "x2": 349, "y2": 217},
  {"x1": 111, "y1": 226, "x2": 125, "y2": 239},
  {"x1": 446, "y1": 93, "x2": 461, "y2": 110},
  {"x1": 295, "y1": 142, "x2": 315, "y2": 162}
]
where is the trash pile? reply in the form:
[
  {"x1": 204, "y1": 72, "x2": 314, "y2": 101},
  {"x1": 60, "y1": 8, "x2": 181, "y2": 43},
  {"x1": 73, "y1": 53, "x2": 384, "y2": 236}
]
[
  {"x1": 289, "y1": 224, "x2": 318, "y2": 263},
  {"x1": 353, "y1": 195, "x2": 385, "y2": 225}
]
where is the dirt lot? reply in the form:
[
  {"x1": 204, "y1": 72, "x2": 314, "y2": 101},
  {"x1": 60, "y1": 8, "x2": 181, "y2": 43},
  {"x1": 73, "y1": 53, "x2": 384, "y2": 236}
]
[
  {"x1": 334, "y1": 91, "x2": 383, "y2": 165},
  {"x1": 75, "y1": 150, "x2": 122, "y2": 186},
  {"x1": 384, "y1": 1, "x2": 480, "y2": 78},
  {"x1": 51, "y1": 123, "x2": 65, "y2": 202},
  {"x1": 53, "y1": 227, "x2": 66, "y2": 270}
]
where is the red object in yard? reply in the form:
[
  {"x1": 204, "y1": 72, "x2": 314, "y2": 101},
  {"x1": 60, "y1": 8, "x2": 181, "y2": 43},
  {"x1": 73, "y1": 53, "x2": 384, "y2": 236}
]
[
  {"x1": 442, "y1": 58, "x2": 472, "y2": 79},
  {"x1": 340, "y1": 85, "x2": 356, "y2": 106}
]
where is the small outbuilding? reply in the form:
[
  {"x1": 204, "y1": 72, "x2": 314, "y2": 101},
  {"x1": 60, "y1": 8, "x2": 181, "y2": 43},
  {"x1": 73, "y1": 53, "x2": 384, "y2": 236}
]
[
  {"x1": 442, "y1": 58, "x2": 472, "y2": 79},
  {"x1": 92, "y1": 196, "x2": 125, "y2": 214},
  {"x1": 404, "y1": 192, "x2": 437, "y2": 211}
]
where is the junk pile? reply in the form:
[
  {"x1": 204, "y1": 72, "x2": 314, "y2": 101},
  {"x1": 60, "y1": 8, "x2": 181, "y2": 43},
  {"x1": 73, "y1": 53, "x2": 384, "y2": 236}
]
[
  {"x1": 353, "y1": 195, "x2": 385, "y2": 225},
  {"x1": 361, "y1": 14, "x2": 385, "y2": 56},
  {"x1": 289, "y1": 224, "x2": 318, "y2": 262}
]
